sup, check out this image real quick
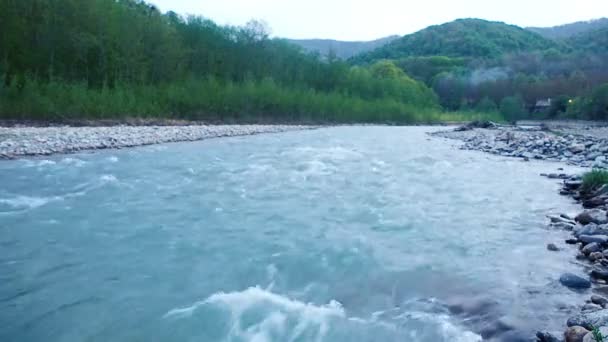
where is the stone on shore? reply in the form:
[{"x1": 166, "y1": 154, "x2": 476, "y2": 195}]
[
  {"x1": 560, "y1": 273, "x2": 592, "y2": 289},
  {"x1": 567, "y1": 309, "x2": 608, "y2": 329},
  {"x1": 583, "y1": 243, "x2": 602, "y2": 256},
  {"x1": 577, "y1": 210, "x2": 608, "y2": 226},
  {"x1": 591, "y1": 295, "x2": 608, "y2": 308},
  {"x1": 580, "y1": 235, "x2": 608, "y2": 245},
  {"x1": 548, "y1": 243, "x2": 560, "y2": 251},
  {"x1": 565, "y1": 326, "x2": 591, "y2": 342}
]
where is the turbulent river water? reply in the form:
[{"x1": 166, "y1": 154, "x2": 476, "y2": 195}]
[{"x1": 0, "y1": 127, "x2": 589, "y2": 342}]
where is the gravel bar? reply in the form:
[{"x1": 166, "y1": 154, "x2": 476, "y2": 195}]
[{"x1": 0, "y1": 125, "x2": 316, "y2": 159}]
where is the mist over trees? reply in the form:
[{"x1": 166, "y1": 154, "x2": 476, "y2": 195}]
[{"x1": 354, "y1": 18, "x2": 608, "y2": 120}]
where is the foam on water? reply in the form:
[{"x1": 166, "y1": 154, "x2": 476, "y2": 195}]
[
  {"x1": 165, "y1": 287, "x2": 345, "y2": 342},
  {"x1": 0, "y1": 195, "x2": 61, "y2": 210}
]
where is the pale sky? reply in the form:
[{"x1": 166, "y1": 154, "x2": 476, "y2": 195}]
[{"x1": 151, "y1": 0, "x2": 608, "y2": 41}]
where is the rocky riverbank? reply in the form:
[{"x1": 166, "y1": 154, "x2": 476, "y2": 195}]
[
  {"x1": 433, "y1": 123, "x2": 608, "y2": 342},
  {"x1": 0, "y1": 125, "x2": 315, "y2": 159},
  {"x1": 433, "y1": 123, "x2": 608, "y2": 169}
]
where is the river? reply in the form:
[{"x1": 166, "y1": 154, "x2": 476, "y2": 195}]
[{"x1": 0, "y1": 126, "x2": 587, "y2": 341}]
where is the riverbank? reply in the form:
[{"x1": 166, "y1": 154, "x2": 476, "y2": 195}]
[
  {"x1": 0, "y1": 125, "x2": 316, "y2": 159},
  {"x1": 433, "y1": 123, "x2": 608, "y2": 342}
]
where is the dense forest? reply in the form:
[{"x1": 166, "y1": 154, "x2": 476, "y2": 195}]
[
  {"x1": 353, "y1": 19, "x2": 608, "y2": 121},
  {"x1": 0, "y1": 0, "x2": 464, "y2": 123},
  {"x1": 0, "y1": 1, "x2": 606, "y2": 123}
]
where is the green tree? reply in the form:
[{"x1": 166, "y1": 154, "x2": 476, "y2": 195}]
[
  {"x1": 475, "y1": 97, "x2": 498, "y2": 112},
  {"x1": 500, "y1": 95, "x2": 525, "y2": 122}
]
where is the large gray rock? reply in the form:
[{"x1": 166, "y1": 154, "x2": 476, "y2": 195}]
[
  {"x1": 592, "y1": 268, "x2": 608, "y2": 281},
  {"x1": 584, "y1": 243, "x2": 602, "y2": 256},
  {"x1": 561, "y1": 273, "x2": 592, "y2": 289},
  {"x1": 568, "y1": 309, "x2": 608, "y2": 329},
  {"x1": 577, "y1": 210, "x2": 608, "y2": 225},
  {"x1": 580, "y1": 235, "x2": 608, "y2": 245},
  {"x1": 566, "y1": 326, "x2": 591, "y2": 342},
  {"x1": 575, "y1": 224, "x2": 608, "y2": 237},
  {"x1": 591, "y1": 295, "x2": 608, "y2": 308}
]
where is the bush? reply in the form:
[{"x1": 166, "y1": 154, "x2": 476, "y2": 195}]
[{"x1": 581, "y1": 169, "x2": 608, "y2": 194}]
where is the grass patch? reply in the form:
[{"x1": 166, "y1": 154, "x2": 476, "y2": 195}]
[{"x1": 582, "y1": 169, "x2": 608, "y2": 194}]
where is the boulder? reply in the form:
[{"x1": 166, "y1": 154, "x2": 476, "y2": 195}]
[
  {"x1": 561, "y1": 273, "x2": 592, "y2": 289},
  {"x1": 566, "y1": 180, "x2": 584, "y2": 190},
  {"x1": 592, "y1": 268, "x2": 608, "y2": 281},
  {"x1": 548, "y1": 243, "x2": 560, "y2": 252},
  {"x1": 584, "y1": 243, "x2": 602, "y2": 256},
  {"x1": 577, "y1": 210, "x2": 608, "y2": 225},
  {"x1": 580, "y1": 235, "x2": 608, "y2": 245},
  {"x1": 575, "y1": 224, "x2": 608, "y2": 238},
  {"x1": 565, "y1": 326, "x2": 591, "y2": 342},
  {"x1": 571, "y1": 144, "x2": 586, "y2": 154},
  {"x1": 567, "y1": 309, "x2": 608, "y2": 329},
  {"x1": 591, "y1": 295, "x2": 608, "y2": 308}
]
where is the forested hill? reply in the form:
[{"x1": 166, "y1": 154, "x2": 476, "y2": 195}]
[
  {"x1": 567, "y1": 26, "x2": 608, "y2": 54},
  {"x1": 0, "y1": 0, "x2": 446, "y2": 123},
  {"x1": 528, "y1": 18, "x2": 608, "y2": 40},
  {"x1": 351, "y1": 19, "x2": 558, "y2": 62},
  {"x1": 287, "y1": 36, "x2": 399, "y2": 59}
]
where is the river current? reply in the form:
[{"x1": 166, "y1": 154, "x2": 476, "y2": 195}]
[{"x1": 0, "y1": 127, "x2": 586, "y2": 341}]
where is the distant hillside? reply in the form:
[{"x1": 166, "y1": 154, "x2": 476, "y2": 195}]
[
  {"x1": 567, "y1": 26, "x2": 608, "y2": 54},
  {"x1": 287, "y1": 36, "x2": 399, "y2": 59},
  {"x1": 351, "y1": 19, "x2": 558, "y2": 63},
  {"x1": 528, "y1": 18, "x2": 608, "y2": 39}
]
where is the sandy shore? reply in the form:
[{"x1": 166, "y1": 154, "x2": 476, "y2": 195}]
[{"x1": 0, "y1": 125, "x2": 316, "y2": 159}]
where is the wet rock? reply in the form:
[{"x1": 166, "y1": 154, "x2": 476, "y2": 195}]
[
  {"x1": 554, "y1": 222, "x2": 577, "y2": 230},
  {"x1": 567, "y1": 309, "x2": 608, "y2": 329},
  {"x1": 566, "y1": 180, "x2": 584, "y2": 190},
  {"x1": 591, "y1": 295, "x2": 608, "y2": 308},
  {"x1": 582, "y1": 303, "x2": 603, "y2": 312},
  {"x1": 580, "y1": 236, "x2": 608, "y2": 245},
  {"x1": 577, "y1": 210, "x2": 608, "y2": 225},
  {"x1": 575, "y1": 224, "x2": 608, "y2": 238},
  {"x1": 548, "y1": 243, "x2": 561, "y2": 251},
  {"x1": 592, "y1": 268, "x2": 608, "y2": 281},
  {"x1": 565, "y1": 326, "x2": 591, "y2": 342},
  {"x1": 590, "y1": 252, "x2": 605, "y2": 262},
  {"x1": 567, "y1": 238, "x2": 581, "y2": 245},
  {"x1": 551, "y1": 215, "x2": 578, "y2": 225},
  {"x1": 583, "y1": 243, "x2": 602, "y2": 256},
  {"x1": 561, "y1": 273, "x2": 592, "y2": 289}
]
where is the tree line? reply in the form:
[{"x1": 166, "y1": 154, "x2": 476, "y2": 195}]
[
  {"x1": 353, "y1": 19, "x2": 608, "y2": 121},
  {"x1": 0, "y1": 0, "x2": 468, "y2": 123}
]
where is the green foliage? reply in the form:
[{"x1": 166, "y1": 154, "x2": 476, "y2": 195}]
[
  {"x1": 0, "y1": 0, "x2": 443, "y2": 122},
  {"x1": 499, "y1": 96, "x2": 525, "y2": 122},
  {"x1": 395, "y1": 56, "x2": 467, "y2": 85},
  {"x1": 0, "y1": 77, "x2": 445, "y2": 123},
  {"x1": 476, "y1": 97, "x2": 498, "y2": 113},
  {"x1": 588, "y1": 83, "x2": 608, "y2": 120},
  {"x1": 582, "y1": 170, "x2": 608, "y2": 194},
  {"x1": 548, "y1": 95, "x2": 570, "y2": 117},
  {"x1": 352, "y1": 19, "x2": 558, "y2": 62},
  {"x1": 592, "y1": 326, "x2": 606, "y2": 342}
]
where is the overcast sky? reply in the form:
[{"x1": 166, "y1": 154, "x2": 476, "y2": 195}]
[{"x1": 150, "y1": 0, "x2": 608, "y2": 41}]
